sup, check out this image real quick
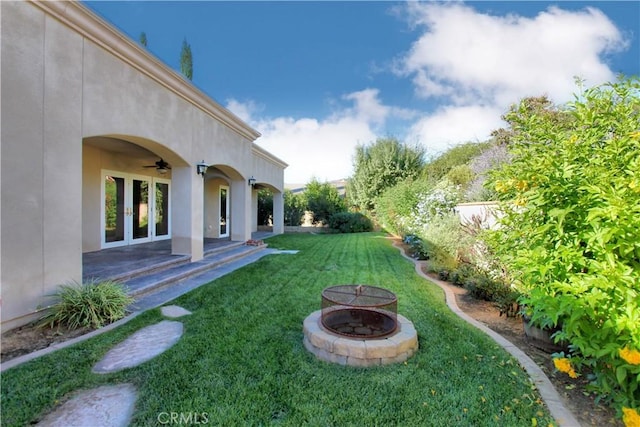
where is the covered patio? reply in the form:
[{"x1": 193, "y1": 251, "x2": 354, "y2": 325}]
[{"x1": 83, "y1": 231, "x2": 273, "y2": 282}]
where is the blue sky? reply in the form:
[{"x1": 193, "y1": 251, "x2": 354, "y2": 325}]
[{"x1": 86, "y1": 1, "x2": 640, "y2": 184}]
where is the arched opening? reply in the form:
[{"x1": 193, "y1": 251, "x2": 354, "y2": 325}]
[
  {"x1": 202, "y1": 164, "x2": 245, "y2": 240},
  {"x1": 254, "y1": 183, "x2": 281, "y2": 233},
  {"x1": 82, "y1": 135, "x2": 187, "y2": 252}
]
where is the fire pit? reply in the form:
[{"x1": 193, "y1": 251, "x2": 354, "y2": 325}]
[
  {"x1": 303, "y1": 285, "x2": 418, "y2": 367},
  {"x1": 321, "y1": 285, "x2": 397, "y2": 338}
]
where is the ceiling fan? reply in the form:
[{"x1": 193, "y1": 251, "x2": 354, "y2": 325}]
[{"x1": 144, "y1": 158, "x2": 171, "y2": 174}]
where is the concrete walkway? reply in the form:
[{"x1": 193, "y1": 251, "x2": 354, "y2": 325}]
[{"x1": 38, "y1": 306, "x2": 192, "y2": 426}]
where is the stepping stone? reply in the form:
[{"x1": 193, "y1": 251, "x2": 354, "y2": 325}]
[
  {"x1": 161, "y1": 305, "x2": 192, "y2": 318},
  {"x1": 93, "y1": 320, "x2": 183, "y2": 373},
  {"x1": 37, "y1": 383, "x2": 136, "y2": 427}
]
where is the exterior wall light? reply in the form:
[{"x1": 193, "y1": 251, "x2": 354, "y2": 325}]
[
  {"x1": 196, "y1": 160, "x2": 208, "y2": 177},
  {"x1": 248, "y1": 176, "x2": 257, "y2": 187}
]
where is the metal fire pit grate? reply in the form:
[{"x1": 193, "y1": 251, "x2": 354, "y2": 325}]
[{"x1": 321, "y1": 285, "x2": 398, "y2": 338}]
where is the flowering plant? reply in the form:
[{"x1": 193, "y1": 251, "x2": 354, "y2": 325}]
[{"x1": 486, "y1": 78, "x2": 640, "y2": 415}]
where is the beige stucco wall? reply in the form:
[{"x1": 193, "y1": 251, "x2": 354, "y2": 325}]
[
  {"x1": 1, "y1": 2, "x2": 84, "y2": 329},
  {"x1": 204, "y1": 177, "x2": 229, "y2": 238},
  {"x1": 1, "y1": 1, "x2": 287, "y2": 331},
  {"x1": 455, "y1": 202, "x2": 500, "y2": 229}
]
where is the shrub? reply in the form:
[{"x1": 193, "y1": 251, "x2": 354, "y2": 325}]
[
  {"x1": 349, "y1": 137, "x2": 426, "y2": 212},
  {"x1": 416, "y1": 212, "x2": 471, "y2": 270},
  {"x1": 486, "y1": 77, "x2": 640, "y2": 413},
  {"x1": 40, "y1": 280, "x2": 133, "y2": 329},
  {"x1": 423, "y1": 141, "x2": 491, "y2": 184},
  {"x1": 305, "y1": 179, "x2": 346, "y2": 225},
  {"x1": 464, "y1": 274, "x2": 507, "y2": 302},
  {"x1": 402, "y1": 234, "x2": 432, "y2": 260},
  {"x1": 257, "y1": 189, "x2": 273, "y2": 225},
  {"x1": 328, "y1": 212, "x2": 373, "y2": 233},
  {"x1": 284, "y1": 189, "x2": 306, "y2": 226},
  {"x1": 437, "y1": 269, "x2": 450, "y2": 281},
  {"x1": 495, "y1": 289, "x2": 521, "y2": 318},
  {"x1": 375, "y1": 179, "x2": 432, "y2": 236},
  {"x1": 450, "y1": 264, "x2": 476, "y2": 287}
]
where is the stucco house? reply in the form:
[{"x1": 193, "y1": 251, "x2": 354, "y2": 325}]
[{"x1": 1, "y1": 1, "x2": 287, "y2": 331}]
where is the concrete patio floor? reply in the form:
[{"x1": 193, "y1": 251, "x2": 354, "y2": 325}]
[{"x1": 83, "y1": 232, "x2": 273, "y2": 282}]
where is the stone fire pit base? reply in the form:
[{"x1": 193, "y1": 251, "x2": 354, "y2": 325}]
[{"x1": 303, "y1": 310, "x2": 418, "y2": 367}]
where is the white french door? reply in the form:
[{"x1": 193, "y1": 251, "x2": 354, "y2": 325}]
[
  {"x1": 219, "y1": 185, "x2": 229, "y2": 238},
  {"x1": 101, "y1": 170, "x2": 171, "y2": 248}
]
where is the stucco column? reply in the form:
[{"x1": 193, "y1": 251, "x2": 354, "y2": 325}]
[
  {"x1": 171, "y1": 166, "x2": 204, "y2": 261},
  {"x1": 230, "y1": 179, "x2": 251, "y2": 242},
  {"x1": 251, "y1": 189, "x2": 258, "y2": 232},
  {"x1": 272, "y1": 191, "x2": 284, "y2": 235}
]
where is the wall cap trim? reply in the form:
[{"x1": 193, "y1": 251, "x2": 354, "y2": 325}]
[{"x1": 29, "y1": 0, "x2": 261, "y2": 142}]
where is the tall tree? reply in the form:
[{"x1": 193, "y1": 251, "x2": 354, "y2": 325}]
[
  {"x1": 139, "y1": 32, "x2": 147, "y2": 47},
  {"x1": 180, "y1": 38, "x2": 193, "y2": 80},
  {"x1": 490, "y1": 95, "x2": 573, "y2": 146},
  {"x1": 304, "y1": 178, "x2": 345, "y2": 225},
  {"x1": 257, "y1": 189, "x2": 273, "y2": 226},
  {"x1": 348, "y1": 137, "x2": 425, "y2": 212},
  {"x1": 283, "y1": 190, "x2": 306, "y2": 226}
]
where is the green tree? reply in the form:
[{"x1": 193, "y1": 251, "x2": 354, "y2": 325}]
[
  {"x1": 489, "y1": 95, "x2": 573, "y2": 146},
  {"x1": 487, "y1": 77, "x2": 640, "y2": 413},
  {"x1": 348, "y1": 137, "x2": 425, "y2": 212},
  {"x1": 257, "y1": 189, "x2": 273, "y2": 226},
  {"x1": 139, "y1": 32, "x2": 147, "y2": 47},
  {"x1": 305, "y1": 178, "x2": 346, "y2": 225},
  {"x1": 423, "y1": 141, "x2": 491, "y2": 184},
  {"x1": 375, "y1": 179, "x2": 431, "y2": 236},
  {"x1": 283, "y1": 190, "x2": 306, "y2": 226},
  {"x1": 180, "y1": 38, "x2": 193, "y2": 80}
]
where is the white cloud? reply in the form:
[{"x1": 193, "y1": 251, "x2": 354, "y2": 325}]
[
  {"x1": 225, "y1": 98, "x2": 262, "y2": 123},
  {"x1": 400, "y1": 3, "x2": 627, "y2": 106},
  {"x1": 228, "y1": 3, "x2": 629, "y2": 184},
  {"x1": 227, "y1": 89, "x2": 402, "y2": 184},
  {"x1": 408, "y1": 105, "x2": 504, "y2": 158},
  {"x1": 398, "y1": 2, "x2": 628, "y2": 158}
]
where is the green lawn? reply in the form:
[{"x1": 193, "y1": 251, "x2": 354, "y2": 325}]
[{"x1": 1, "y1": 233, "x2": 555, "y2": 426}]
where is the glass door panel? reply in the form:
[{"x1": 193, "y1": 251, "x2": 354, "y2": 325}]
[
  {"x1": 104, "y1": 175, "x2": 126, "y2": 244},
  {"x1": 154, "y1": 180, "x2": 170, "y2": 239},
  {"x1": 132, "y1": 177, "x2": 151, "y2": 242},
  {"x1": 102, "y1": 171, "x2": 170, "y2": 248},
  {"x1": 220, "y1": 186, "x2": 229, "y2": 237}
]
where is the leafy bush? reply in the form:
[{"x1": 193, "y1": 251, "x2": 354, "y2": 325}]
[
  {"x1": 284, "y1": 189, "x2": 306, "y2": 226},
  {"x1": 305, "y1": 179, "x2": 346, "y2": 225},
  {"x1": 423, "y1": 141, "x2": 491, "y2": 184},
  {"x1": 445, "y1": 164, "x2": 474, "y2": 188},
  {"x1": 450, "y1": 264, "x2": 476, "y2": 287},
  {"x1": 464, "y1": 274, "x2": 506, "y2": 301},
  {"x1": 486, "y1": 77, "x2": 640, "y2": 413},
  {"x1": 257, "y1": 189, "x2": 273, "y2": 226},
  {"x1": 375, "y1": 179, "x2": 432, "y2": 236},
  {"x1": 328, "y1": 212, "x2": 373, "y2": 233},
  {"x1": 40, "y1": 280, "x2": 133, "y2": 329},
  {"x1": 417, "y1": 212, "x2": 472, "y2": 271},
  {"x1": 465, "y1": 143, "x2": 512, "y2": 202},
  {"x1": 414, "y1": 180, "x2": 461, "y2": 224},
  {"x1": 349, "y1": 137, "x2": 426, "y2": 212},
  {"x1": 402, "y1": 234, "x2": 432, "y2": 260}
]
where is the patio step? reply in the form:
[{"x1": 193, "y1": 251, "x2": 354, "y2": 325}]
[
  {"x1": 106, "y1": 255, "x2": 192, "y2": 284},
  {"x1": 124, "y1": 243, "x2": 268, "y2": 299}
]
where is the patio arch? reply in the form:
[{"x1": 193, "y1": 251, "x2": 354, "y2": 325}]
[
  {"x1": 1, "y1": 1, "x2": 286, "y2": 331},
  {"x1": 82, "y1": 135, "x2": 191, "y2": 255}
]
